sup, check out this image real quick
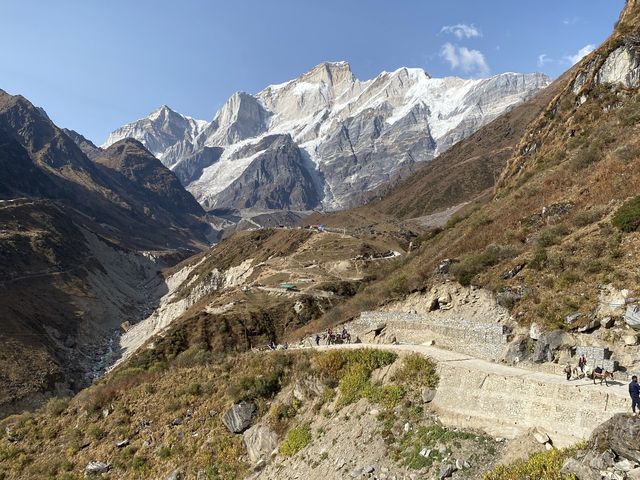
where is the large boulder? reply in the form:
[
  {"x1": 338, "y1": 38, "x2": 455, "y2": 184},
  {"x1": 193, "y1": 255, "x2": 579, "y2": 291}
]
[
  {"x1": 626, "y1": 305, "x2": 640, "y2": 330},
  {"x1": 590, "y1": 414, "x2": 640, "y2": 463},
  {"x1": 529, "y1": 323, "x2": 542, "y2": 340},
  {"x1": 597, "y1": 284, "x2": 631, "y2": 318},
  {"x1": 85, "y1": 461, "x2": 111, "y2": 475},
  {"x1": 532, "y1": 330, "x2": 569, "y2": 363},
  {"x1": 222, "y1": 401, "x2": 256, "y2": 434},
  {"x1": 242, "y1": 424, "x2": 278, "y2": 463},
  {"x1": 560, "y1": 458, "x2": 601, "y2": 480}
]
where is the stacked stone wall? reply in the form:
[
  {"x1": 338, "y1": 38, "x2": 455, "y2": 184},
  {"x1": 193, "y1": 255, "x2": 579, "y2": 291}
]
[
  {"x1": 575, "y1": 346, "x2": 616, "y2": 372},
  {"x1": 432, "y1": 359, "x2": 628, "y2": 447},
  {"x1": 349, "y1": 311, "x2": 510, "y2": 361}
]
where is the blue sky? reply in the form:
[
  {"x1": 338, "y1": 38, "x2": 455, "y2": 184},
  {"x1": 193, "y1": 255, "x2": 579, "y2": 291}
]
[{"x1": 0, "y1": 0, "x2": 625, "y2": 144}]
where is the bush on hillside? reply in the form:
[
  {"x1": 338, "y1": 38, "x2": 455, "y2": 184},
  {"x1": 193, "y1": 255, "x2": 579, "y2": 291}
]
[
  {"x1": 337, "y1": 364, "x2": 371, "y2": 407},
  {"x1": 572, "y1": 207, "x2": 607, "y2": 228},
  {"x1": 44, "y1": 397, "x2": 69, "y2": 417},
  {"x1": 612, "y1": 196, "x2": 640, "y2": 232},
  {"x1": 228, "y1": 371, "x2": 281, "y2": 402},
  {"x1": 313, "y1": 349, "x2": 397, "y2": 387},
  {"x1": 392, "y1": 353, "x2": 439, "y2": 389},
  {"x1": 537, "y1": 224, "x2": 569, "y2": 248},
  {"x1": 279, "y1": 425, "x2": 311, "y2": 457},
  {"x1": 483, "y1": 444, "x2": 583, "y2": 480},
  {"x1": 529, "y1": 248, "x2": 548, "y2": 271}
]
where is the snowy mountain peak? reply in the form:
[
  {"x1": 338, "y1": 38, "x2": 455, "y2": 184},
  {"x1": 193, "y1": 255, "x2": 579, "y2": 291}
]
[
  {"x1": 102, "y1": 105, "x2": 207, "y2": 158},
  {"x1": 106, "y1": 63, "x2": 551, "y2": 212},
  {"x1": 148, "y1": 104, "x2": 176, "y2": 121}
]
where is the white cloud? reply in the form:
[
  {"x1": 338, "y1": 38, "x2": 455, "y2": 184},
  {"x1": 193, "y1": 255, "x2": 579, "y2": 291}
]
[
  {"x1": 563, "y1": 17, "x2": 580, "y2": 26},
  {"x1": 440, "y1": 42, "x2": 490, "y2": 76},
  {"x1": 537, "y1": 54, "x2": 552, "y2": 68},
  {"x1": 440, "y1": 23, "x2": 482, "y2": 39},
  {"x1": 566, "y1": 44, "x2": 595, "y2": 65}
]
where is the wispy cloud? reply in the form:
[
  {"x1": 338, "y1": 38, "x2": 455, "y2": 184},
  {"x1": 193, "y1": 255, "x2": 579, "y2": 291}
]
[
  {"x1": 563, "y1": 17, "x2": 580, "y2": 26},
  {"x1": 566, "y1": 44, "x2": 595, "y2": 65},
  {"x1": 537, "y1": 54, "x2": 552, "y2": 68},
  {"x1": 440, "y1": 23, "x2": 482, "y2": 39},
  {"x1": 440, "y1": 42, "x2": 489, "y2": 76}
]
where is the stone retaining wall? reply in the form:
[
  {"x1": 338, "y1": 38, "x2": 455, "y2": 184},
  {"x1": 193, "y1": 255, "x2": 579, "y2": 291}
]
[
  {"x1": 575, "y1": 346, "x2": 616, "y2": 372},
  {"x1": 349, "y1": 311, "x2": 510, "y2": 361},
  {"x1": 432, "y1": 360, "x2": 629, "y2": 447}
]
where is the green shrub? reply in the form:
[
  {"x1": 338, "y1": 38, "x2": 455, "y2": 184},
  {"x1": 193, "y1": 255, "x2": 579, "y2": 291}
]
[
  {"x1": 556, "y1": 271, "x2": 580, "y2": 287},
  {"x1": 184, "y1": 382, "x2": 203, "y2": 396},
  {"x1": 86, "y1": 425, "x2": 106, "y2": 441},
  {"x1": 279, "y1": 425, "x2": 311, "y2": 457},
  {"x1": 388, "y1": 275, "x2": 409, "y2": 295},
  {"x1": 537, "y1": 224, "x2": 569, "y2": 248},
  {"x1": 132, "y1": 455, "x2": 148, "y2": 471},
  {"x1": 368, "y1": 385, "x2": 406, "y2": 408},
  {"x1": 572, "y1": 207, "x2": 607, "y2": 227},
  {"x1": 313, "y1": 349, "x2": 397, "y2": 387},
  {"x1": 392, "y1": 353, "x2": 439, "y2": 389},
  {"x1": 483, "y1": 445, "x2": 582, "y2": 480},
  {"x1": 612, "y1": 196, "x2": 640, "y2": 232},
  {"x1": 272, "y1": 399, "x2": 302, "y2": 421},
  {"x1": 158, "y1": 446, "x2": 172, "y2": 459},
  {"x1": 173, "y1": 345, "x2": 212, "y2": 368},
  {"x1": 228, "y1": 372, "x2": 281, "y2": 402},
  {"x1": 529, "y1": 248, "x2": 548, "y2": 271},
  {"x1": 337, "y1": 364, "x2": 371, "y2": 407}
]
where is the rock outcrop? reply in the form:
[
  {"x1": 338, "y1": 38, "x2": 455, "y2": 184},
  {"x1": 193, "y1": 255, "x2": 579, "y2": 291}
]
[
  {"x1": 242, "y1": 424, "x2": 278, "y2": 463},
  {"x1": 590, "y1": 414, "x2": 640, "y2": 463},
  {"x1": 222, "y1": 401, "x2": 256, "y2": 433},
  {"x1": 561, "y1": 414, "x2": 640, "y2": 479}
]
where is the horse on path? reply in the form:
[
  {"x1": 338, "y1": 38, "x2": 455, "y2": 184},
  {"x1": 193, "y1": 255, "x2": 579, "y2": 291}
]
[{"x1": 587, "y1": 367, "x2": 613, "y2": 386}]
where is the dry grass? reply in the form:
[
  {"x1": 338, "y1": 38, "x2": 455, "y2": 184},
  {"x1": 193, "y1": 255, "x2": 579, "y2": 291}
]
[
  {"x1": 0, "y1": 347, "x2": 424, "y2": 479},
  {"x1": 304, "y1": 50, "x2": 640, "y2": 333}
]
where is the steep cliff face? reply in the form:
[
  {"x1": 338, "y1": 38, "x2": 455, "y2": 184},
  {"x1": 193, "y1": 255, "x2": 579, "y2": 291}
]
[
  {"x1": 208, "y1": 135, "x2": 322, "y2": 210},
  {"x1": 104, "y1": 64, "x2": 550, "y2": 211},
  {"x1": 498, "y1": 0, "x2": 640, "y2": 189}
]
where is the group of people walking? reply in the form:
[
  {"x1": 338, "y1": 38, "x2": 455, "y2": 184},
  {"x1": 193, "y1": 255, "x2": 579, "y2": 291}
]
[
  {"x1": 563, "y1": 354, "x2": 589, "y2": 380},
  {"x1": 314, "y1": 326, "x2": 351, "y2": 346}
]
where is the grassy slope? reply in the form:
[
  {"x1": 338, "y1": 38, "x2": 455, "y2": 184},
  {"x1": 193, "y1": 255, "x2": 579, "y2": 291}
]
[
  {"x1": 300, "y1": 1, "x2": 640, "y2": 334},
  {"x1": 0, "y1": 348, "x2": 441, "y2": 480}
]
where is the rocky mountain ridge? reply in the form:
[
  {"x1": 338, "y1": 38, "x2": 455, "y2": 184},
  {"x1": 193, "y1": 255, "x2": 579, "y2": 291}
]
[
  {"x1": 104, "y1": 63, "x2": 550, "y2": 211},
  {"x1": 0, "y1": 89, "x2": 216, "y2": 414}
]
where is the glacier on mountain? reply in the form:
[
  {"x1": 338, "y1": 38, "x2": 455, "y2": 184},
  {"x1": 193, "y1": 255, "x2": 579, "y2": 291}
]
[{"x1": 103, "y1": 62, "x2": 550, "y2": 211}]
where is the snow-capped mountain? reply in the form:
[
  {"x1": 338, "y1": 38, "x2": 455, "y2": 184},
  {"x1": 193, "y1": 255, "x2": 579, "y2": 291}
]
[
  {"x1": 103, "y1": 105, "x2": 207, "y2": 160},
  {"x1": 103, "y1": 62, "x2": 551, "y2": 211}
]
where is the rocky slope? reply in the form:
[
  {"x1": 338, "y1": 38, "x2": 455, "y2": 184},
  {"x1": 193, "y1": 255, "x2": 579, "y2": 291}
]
[
  {"x1": 302, "y1": 0, "x2": 640, "y2": 374},
  {"x1": 104, "y1": 64, "x2": 550, "y2": 211},
  {"x1": 110, "y1": 226, "x2": 406, "y2": 368},
  {"x1": 0, "y1": 89, "x2": 214, "y2": 249},
  {"x1": 0, "y1": 90, "x2": 217, "y2": 414}
]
